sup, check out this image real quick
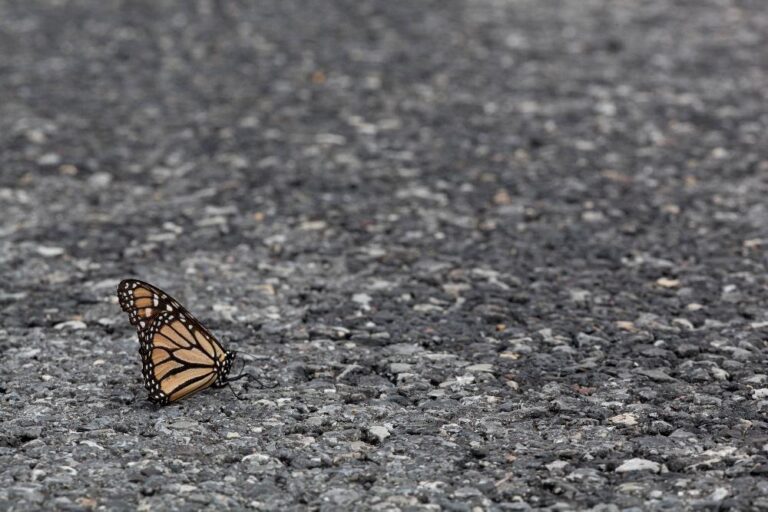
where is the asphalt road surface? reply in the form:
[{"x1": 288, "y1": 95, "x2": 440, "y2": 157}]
[{"x1": 2, "y1": 1, "x2": 768, "y2": 510}]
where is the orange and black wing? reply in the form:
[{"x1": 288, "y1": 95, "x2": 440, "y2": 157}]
[
  {"x1": 117, "y1": 279, "x2": 236, "y2": 404},
  {"x1": 140, "y1": 310, "x2": 233, "y2": 404},
  {"x1": 117, "y1": 279, "x2": 186, "y2": 336}
]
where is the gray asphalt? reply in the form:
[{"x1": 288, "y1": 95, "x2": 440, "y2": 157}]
[{"x1": 2, "y1": 1, "x2": 768, "y2": 510}]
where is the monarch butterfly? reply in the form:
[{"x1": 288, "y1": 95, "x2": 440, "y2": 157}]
[{"x1": 117, "y1": 279, "x2": 248, "y2": 404}]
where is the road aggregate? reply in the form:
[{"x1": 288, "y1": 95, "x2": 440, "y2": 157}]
[{"x1": 2, "y1": 1, "x2": 768, "y2": 510}]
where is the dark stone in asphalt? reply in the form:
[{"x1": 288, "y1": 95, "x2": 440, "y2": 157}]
[{"x1": 2, "y1": 0, "x2": 768, "y2": 510}]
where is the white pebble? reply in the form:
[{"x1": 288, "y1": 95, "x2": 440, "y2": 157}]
[
  {"x1": 615, "y1": 458, "x2": 661, "y2": 473},
  {"x1": 367, "y1": 425, "x2": 390, "y2": 443},
  {"x1": 608, "y1": 413, "x2": 638, "y2": 426},
  {"x1": 54, "y1": 320, "x2": 87, "y2": 330},
  {"x1": 36, "y1": 246, "x2": 65, "y2": 257}
]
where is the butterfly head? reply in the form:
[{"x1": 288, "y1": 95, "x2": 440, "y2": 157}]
[{"x1": 223, "y1": 350, "x2": 236, "y2": 377}]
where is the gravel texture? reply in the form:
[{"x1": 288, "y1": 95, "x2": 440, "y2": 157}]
[{"x1": 2, "y1": 1, "x2": 768, "y2": 510}]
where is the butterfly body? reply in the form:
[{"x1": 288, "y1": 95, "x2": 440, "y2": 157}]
[{"x1": 118, "y1": 279, "x2": 238, "y2": 404}]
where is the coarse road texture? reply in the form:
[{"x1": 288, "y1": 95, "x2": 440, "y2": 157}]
[{"x1": 2, "y1": 1, "x2": 768, "y2": 510}]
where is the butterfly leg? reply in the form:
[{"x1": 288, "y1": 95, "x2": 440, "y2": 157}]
[
  {"x1": 226, "y1": 372, "x2": 278, "y2": 390},
  {"x1": 223, "y1": 373, "x2": 263, "y2": 401},
  {"x1": 226, "y1": 382, "x2": 247, "y2": 401}
]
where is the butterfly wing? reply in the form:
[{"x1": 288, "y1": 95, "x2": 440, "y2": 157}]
[
  {"x1": 117, "y1": 279, "x2": 236, "y2": 404},
  {"x1": 117, "y1": 279, "x2": 186, "y2": 336},
  {"x1": 118, "y1": 279, "x2": 225, "y2": 351}
]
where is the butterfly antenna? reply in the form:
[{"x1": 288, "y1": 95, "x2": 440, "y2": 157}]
[
  {"x1": 237, "y1": 351, "x2": 270, "y2": 361},
  {"x1": 228, "y1": 356, "x2": 278, "y2": 389},
  {"x1": 227, "y1": 372, "x2": 271, "y2": 389}
]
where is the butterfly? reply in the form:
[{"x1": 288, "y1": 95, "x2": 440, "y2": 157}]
[{"x1": 117, "y1": 279, "x2": 248, "y2": 404}]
